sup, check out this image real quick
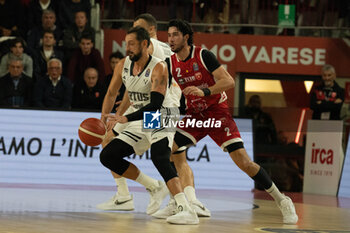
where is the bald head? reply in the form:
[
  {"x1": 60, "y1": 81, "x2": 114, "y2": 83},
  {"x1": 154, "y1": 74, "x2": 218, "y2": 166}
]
[{"x1": 84, "y1": 68, "x2": 98, "y2": 88}]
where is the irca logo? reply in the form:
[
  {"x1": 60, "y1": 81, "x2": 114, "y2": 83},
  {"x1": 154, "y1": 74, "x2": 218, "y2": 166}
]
[{"x1": 311, "y1": 143, "x2": 333, "y2": 165}]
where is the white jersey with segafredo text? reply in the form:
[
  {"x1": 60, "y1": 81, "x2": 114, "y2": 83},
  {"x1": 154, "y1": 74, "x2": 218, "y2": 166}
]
[
  {"x1": 151, "y1": 38, "x2": 181, "y2": 107},
  {"x1": 122, "y1": 55, "x2": 176, "y2": 112}
]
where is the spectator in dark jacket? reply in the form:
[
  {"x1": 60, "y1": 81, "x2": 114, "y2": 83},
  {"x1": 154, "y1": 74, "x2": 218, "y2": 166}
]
[
  {"x1": 0, "y1": 57, "x2": 33, "y2": 107},
  {"x1": 33, "y1": 58, "x2": 72, "y2": 109},
  {"x1": 63, "y1": 11, "x2": 95, "y2": 50},
  {"x1": 244, "y1": 94, "x2": 277, "y2": 145},
  {"x1": 67, "y1": 34, "x2": 105, "y2": 88},
  {"x1": 58, "y1": 0, "x2": 91, "y2": 29},
  {"x1": 72, "y1": 67, "x2": 106, "y2": 110},
  {"x1": 105, "y1": 51, "x2": 124, "y2": 88},
  {"x1": 310, "y1": 64, "x2": 344, "y2": 120},
  {"x1": 33, "y1": 30, "x2": 64, "y2": 79},
  {"x1": 27, "y1": 0, "x2": 60, "y2": 30},
  {"x1": 27, "y1": 9, "x2": 63, "y2": 51},
  {"x1": 105, "y1": 51, "x2": 125, "y2": 110},
  {"x1": 63, "y1": 10, "x2": 95, "y2": 62}
]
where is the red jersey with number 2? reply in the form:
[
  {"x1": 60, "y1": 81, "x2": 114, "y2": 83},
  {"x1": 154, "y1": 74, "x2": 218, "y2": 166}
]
[
  {"x1": 169, "y1": 46, "x2": 228, "y2": 114},
  {"x1": 169, "y1": 46, "x2": 242, "y2": 150}
]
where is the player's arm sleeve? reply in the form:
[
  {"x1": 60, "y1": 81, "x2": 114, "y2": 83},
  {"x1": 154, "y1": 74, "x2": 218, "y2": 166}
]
[
  {"x1": 125, "y1": 92, "x2": 164, "y2": 122},
  {"x1": 201, "y1": 49, "x2": 221, "y2": 72}
]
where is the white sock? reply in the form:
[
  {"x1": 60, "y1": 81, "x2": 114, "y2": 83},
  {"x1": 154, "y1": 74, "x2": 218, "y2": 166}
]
[
  {"x1": 115, "y1": 177, "x2": 129, "y2": 196},
  {"x1": 266, "y1": 183, "x2": 285, "y2": 203},
  {"x1": 174, "y1": 192, "x2": 190, "y2": 209},
  {"x1": 184, "y1": 186, "x2": 197, "y2": 202},
  {"x1": 135, "y1": 172, "x2": 158, "y2": 189}
]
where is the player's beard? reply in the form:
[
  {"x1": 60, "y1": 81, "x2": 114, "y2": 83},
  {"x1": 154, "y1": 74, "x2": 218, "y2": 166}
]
[
  {"x1": 172, "y1": 43, "x2": 185, "y2": 53},
  {"x1": 129, "y1": 50, "x2": 142, "y2": 62},
  {"x1": 172, "y1": 38, "x2": 186, "y2": 53}
]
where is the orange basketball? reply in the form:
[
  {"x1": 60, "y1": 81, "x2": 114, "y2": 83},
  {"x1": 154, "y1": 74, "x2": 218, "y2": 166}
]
[{"x1": 78, "y1": 118, "x2": 106, "y2": 146}]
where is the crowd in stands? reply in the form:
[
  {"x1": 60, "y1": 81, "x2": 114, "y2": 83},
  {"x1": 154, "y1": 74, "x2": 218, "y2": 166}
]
[
  {"x1": 0, "y1": 0, "x2": 119, "y2": 111},
  {"x1": 0, "y1": 1, "x2": 346, "y2": 194},
  {"x1": 1, "y1": 0, "x2": 349, "y2": 112},
  {"x1": 100, "y1": 0, "x2": 350, "y2": 36}
]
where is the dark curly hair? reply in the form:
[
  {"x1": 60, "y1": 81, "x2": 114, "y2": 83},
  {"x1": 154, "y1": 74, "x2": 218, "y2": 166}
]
[{"x1": 167, "y1": 19, "x2": 193, "y2": 46}]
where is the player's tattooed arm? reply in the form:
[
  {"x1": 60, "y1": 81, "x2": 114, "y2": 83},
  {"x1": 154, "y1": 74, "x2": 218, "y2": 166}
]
[{"x1": 150, "y1": 61, "x2": 168, "y2": 96}]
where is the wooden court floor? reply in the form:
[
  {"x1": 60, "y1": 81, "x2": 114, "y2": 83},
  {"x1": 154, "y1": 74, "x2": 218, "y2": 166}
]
[{"x1": 0, "y1": 184, "x2": 350, "y2": 233}]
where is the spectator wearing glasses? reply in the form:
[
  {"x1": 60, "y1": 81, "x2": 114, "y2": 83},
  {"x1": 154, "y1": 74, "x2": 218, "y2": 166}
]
[{"x1": 33, "y1": 58, "x2": 72, "y2": 109}]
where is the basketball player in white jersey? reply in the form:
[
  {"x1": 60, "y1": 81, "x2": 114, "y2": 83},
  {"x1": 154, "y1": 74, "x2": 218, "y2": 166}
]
[
  {"x1": 97, "y1": 14, "x2": 210, "y2": 218},
  {"x1": 99, "y1": 26, "x2": 198, "y2": 224}
]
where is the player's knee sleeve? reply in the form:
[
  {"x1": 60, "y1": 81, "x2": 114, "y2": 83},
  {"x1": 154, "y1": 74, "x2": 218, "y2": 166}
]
[
  {"x1": 100, "y1": 138, "x2": 134, "y2": 175},
  {"x1": 226, "y1": 141, "x2": 244, "y2": 153},
  {"x1": 174, "y1": 132, "x2": 194, "y2": 148},
  {"x1": 151, "y1": 138, "x2": 178, "y2": 182}
]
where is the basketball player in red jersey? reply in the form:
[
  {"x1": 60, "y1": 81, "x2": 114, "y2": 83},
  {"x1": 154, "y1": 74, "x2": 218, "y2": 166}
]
[{"x1": 153, "y1": 19, "x2": 298, "y2": 224}]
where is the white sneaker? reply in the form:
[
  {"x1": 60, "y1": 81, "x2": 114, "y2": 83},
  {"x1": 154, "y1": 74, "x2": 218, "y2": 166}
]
[
  {"x1": 152, "y1": 198, "x2": 177, "y2": 219},
  {"x1": 190, "y1": 199, "x2": 211, "y2": 217},
  {"x1": 146, "y1": 180, "x2": 169, "y2": 215},
  {"x1": 277, "y1": 195, "x2": 298, "y2": 224},
  {"x1": 166, "y1": 204, "x2": 199, "y2": 225},
  {"x1": 96, "y1": 194, "x2": 134, "y2": 211}
]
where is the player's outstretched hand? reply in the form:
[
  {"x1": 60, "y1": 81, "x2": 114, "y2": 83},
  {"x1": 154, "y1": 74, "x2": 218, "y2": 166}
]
[
  {"x1": 106, "y1": 120, "x2": 115, "y2": 131},
  {"x1": 108, "y1": 115, "x2": 128, "y2": 125},
  {"x1": 183, "y1": 86, "x2": 204, "y2": 97},
  {"x1": 101, "y1": 113, "x2": 115, "y2": 131}
]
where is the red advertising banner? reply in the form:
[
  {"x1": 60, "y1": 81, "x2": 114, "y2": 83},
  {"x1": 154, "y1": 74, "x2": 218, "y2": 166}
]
[
  {"x1": 104, "y1": 29, "x2": 350, "y2": 78},
  {"x1": 103, "y1": 29, "x2": 350, "y2": 109}
]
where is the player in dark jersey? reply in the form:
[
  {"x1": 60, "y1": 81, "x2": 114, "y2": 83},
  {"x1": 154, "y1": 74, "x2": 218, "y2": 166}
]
[{"x1": 153, "y1": 19, "x2": 298, "y2": 225}]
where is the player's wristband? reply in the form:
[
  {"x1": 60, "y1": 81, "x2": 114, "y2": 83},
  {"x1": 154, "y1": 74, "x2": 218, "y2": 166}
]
[{"x1": 202, "y1": 88, "x2": 211, "y2": 96}]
